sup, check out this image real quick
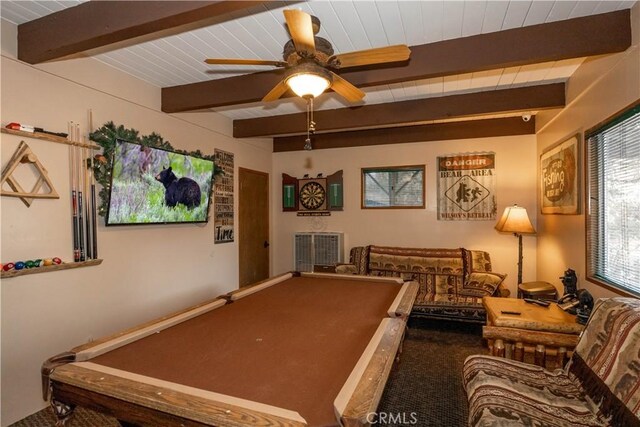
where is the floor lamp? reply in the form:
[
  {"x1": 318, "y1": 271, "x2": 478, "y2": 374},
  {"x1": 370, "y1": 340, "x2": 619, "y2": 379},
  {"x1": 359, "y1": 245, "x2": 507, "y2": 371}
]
[{"x1": 495, "y1": 205, "x2": 536, "y2": 284}]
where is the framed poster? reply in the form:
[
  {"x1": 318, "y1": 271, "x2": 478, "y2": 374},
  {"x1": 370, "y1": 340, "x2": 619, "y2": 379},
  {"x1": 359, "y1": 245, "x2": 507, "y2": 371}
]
[
  {"x1": 540, "y1": 134, "x2": 580, "y2": 215},
  {"x1": 213, "y1": 149, "x2": 234, "y2": 243},
  {"x1": 437, "y1": 152, "x2": 496, "y2": 220}
]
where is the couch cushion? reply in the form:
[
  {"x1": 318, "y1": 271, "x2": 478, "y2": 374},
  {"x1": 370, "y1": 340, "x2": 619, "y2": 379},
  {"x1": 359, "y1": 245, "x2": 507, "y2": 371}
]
[
  {"x1": 463, "y1": 355, "x2": 605, "y2": 427},
  {"x1": 568, "y1": 297, "x2": 640, "y2": 426},
  {"x1": 464, "y1": 249, "x2": 493, "y2": 274},
  {"x1": 368, "y1": 246, "x2": 465, "y2": 298},
  {"x1": 460, "y1": 272, "x2": 506, "y2": 297}
]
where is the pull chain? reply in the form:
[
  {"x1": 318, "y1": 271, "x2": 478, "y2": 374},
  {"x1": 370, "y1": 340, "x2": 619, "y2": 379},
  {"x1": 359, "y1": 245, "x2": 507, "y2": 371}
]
[{"x1": 304, "y1": 97, "x2": 313, "y2": 150}]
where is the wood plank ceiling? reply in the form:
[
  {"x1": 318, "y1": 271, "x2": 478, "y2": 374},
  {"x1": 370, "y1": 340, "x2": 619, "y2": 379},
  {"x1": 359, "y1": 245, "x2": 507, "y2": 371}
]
[{"x1": 1, "y1": 1, "x2": 635, "y2": 150}]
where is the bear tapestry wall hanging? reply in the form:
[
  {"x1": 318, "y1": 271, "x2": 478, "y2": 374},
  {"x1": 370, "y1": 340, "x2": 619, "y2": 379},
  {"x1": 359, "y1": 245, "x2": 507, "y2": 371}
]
[
  {"x1": 540, "y1": 134, "x2": 580, "y2": 215},
  {"x1": 214, "y1": 149, "x2": 234, "y2": 243},
  {"x1": 437, "y1": 152, "x2": 497, "y2": 221}
]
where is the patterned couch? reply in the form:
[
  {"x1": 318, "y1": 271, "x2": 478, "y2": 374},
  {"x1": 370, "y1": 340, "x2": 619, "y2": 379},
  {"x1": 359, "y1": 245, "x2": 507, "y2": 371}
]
[
  {"x1": 337, "y1": 245, "x2": 509, "y2": 323},
  {"x1": 463, "y1": 297, "x2": 640, "y2": 426}
]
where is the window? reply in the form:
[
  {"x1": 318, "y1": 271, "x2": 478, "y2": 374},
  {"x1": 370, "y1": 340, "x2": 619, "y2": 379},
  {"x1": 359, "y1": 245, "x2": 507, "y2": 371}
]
[
  {"x1": 586, "y1": 102, "x2": 640, "y2": 296},
  {"x1": 361, "y1": 165, "x2": 425, "y2": 209}
]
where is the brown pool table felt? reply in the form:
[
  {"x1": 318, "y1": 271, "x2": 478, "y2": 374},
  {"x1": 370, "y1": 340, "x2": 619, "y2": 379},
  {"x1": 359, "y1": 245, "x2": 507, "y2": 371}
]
[{"x1": 90, "y1": 276, "x2": 402, "y2": 426}]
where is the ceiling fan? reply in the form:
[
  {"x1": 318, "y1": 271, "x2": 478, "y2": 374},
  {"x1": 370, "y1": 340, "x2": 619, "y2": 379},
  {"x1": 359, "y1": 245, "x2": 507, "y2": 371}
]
[{"x1": 204, "y1": 9, "x2": 411, "y2": 104}]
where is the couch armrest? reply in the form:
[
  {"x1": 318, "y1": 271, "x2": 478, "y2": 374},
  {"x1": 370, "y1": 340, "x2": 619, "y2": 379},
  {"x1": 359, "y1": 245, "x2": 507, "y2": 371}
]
[
  {"x1": 496, "y1": 283, "x2": 510, "y2": 298},
  {"x1": 335, "y1": 264, "x2": 359, "y2": 275}
]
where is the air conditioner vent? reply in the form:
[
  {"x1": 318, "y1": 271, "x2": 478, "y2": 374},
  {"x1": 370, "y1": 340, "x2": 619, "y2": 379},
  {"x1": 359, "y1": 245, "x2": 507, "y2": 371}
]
[{"x1": 293, "y1": 232, "x2": 344, "y2": 272}]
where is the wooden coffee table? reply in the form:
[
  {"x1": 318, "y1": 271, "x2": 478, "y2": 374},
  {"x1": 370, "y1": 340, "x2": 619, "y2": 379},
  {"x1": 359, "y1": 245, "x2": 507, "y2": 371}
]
[{"x1": 482, "y1": 296, "x2": 584, "y2": 369}]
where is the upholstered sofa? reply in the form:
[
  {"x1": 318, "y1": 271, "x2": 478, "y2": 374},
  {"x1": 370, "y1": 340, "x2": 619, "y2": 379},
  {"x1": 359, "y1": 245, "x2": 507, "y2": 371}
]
[
  {"x1": 463, "y1": 297, "x2": 640, "y2": 426},
  {"x1": 337, "y1": 245, "x2": 509, "y2": 323}
]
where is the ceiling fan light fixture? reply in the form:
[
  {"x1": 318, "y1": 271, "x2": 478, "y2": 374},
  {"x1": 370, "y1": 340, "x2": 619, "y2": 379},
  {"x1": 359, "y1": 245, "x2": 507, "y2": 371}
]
[
  {"x1": 285, "y1": 63, "x2": 332, "y2": 98},
  {"x1": 286, "y1": 72, "x2": 330, "y2": 98}
]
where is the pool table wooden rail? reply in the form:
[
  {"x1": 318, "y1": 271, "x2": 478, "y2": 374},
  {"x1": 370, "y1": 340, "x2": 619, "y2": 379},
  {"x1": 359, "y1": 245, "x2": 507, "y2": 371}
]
[
  {"x1": 49, "y1": 362, "x2": 307, "y2": 427},
  {"x1": 336, "y1": 317, "x2": 406, "y2": 427}
]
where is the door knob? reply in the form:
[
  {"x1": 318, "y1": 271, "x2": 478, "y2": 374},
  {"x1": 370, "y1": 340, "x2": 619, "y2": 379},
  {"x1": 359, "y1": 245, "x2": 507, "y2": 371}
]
[{"x1": 264, "y1": 241, "x2": 270, "y2": 248}]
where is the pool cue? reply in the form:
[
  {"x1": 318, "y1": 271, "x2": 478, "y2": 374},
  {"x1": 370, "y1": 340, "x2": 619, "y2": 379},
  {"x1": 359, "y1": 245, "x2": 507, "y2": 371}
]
[
  {"x1": 76, "y1": 124, "x2": 85, "y2": 261},
  {"x1": 83, "y1": 144, "x2": 92, "y2": 259},
  {"x1": 89, "y1": 110, "x2": 98, "y2": 258},
  {"x1": 69, "y1": 122, "x2": 80, "y2": 262}
]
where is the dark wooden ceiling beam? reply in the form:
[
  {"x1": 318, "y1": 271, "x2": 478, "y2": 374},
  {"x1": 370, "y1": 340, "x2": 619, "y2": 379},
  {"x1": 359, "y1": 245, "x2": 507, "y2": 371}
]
[
  {"x1": 18, "y1": 1, "x2": 270, "y2": 64},
  {"x1": 234, "y1": 83, "x2": 564, "y2": 137},
  {"x1": 162, "y1": 10, "x2": 630, "y2": 112},
  {"x1": 273, "y1": 117, "x2": 535, "y2": 152}
]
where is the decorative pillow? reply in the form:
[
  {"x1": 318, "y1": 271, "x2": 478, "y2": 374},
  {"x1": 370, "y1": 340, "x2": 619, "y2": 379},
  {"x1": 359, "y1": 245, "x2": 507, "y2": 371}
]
[
  {"x1": 461, "y1": 272, "x2": 506, "y2": 297},
  {"x1": 335, "y1": 264, "x2": 358, "y2": 275}
]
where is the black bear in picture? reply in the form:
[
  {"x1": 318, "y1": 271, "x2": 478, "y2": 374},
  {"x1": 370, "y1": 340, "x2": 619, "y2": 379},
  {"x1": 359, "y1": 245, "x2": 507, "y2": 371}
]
[{"x1": 155, "y1": 166, "x2": 201, "y2": 209}]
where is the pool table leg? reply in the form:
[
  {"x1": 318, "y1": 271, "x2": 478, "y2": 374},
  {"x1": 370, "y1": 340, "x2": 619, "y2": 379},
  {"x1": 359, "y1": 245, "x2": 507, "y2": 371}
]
[{"x1": 50, "y1": 398, "x2": 75, "y2": 426}]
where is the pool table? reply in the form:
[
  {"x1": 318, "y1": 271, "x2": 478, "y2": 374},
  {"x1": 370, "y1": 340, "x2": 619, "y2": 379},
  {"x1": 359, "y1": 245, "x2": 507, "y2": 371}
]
[{"x1": 42, "y1": 272, "x2": 418, "y2": 427}]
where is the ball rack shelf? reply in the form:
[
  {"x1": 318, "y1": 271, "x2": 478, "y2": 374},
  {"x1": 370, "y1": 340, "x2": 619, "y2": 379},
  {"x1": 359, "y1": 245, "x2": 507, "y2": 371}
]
[{"x1": 1, "y1": 259, "x2": 103, "y2": 279}]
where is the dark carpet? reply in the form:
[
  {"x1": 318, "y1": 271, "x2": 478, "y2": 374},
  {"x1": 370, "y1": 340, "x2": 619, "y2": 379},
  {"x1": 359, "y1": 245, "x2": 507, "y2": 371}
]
[
  {"x1": 377, "y1": 318, "x2": 486, "y2": 426},
  {"x1": 12, "y1": 319, "x2": 485, "y2": 427}
]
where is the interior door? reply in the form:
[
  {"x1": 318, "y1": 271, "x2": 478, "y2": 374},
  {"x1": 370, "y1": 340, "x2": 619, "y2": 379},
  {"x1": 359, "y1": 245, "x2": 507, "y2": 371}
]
[{"x1": 238, "y1": 167, "x2": 270, "y2": 287}]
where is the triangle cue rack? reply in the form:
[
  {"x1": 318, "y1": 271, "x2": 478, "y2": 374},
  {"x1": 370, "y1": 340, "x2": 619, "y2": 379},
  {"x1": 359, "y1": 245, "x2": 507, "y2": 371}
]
[{"x1": 0, "y1": 141, "x2": 59, "y2": 206}]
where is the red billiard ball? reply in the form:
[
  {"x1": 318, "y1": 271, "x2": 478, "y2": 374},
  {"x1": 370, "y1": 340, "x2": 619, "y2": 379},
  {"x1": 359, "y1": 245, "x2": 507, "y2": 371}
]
[{"x1": 52, "y1": 257, "x2": 62, "y2": 265}]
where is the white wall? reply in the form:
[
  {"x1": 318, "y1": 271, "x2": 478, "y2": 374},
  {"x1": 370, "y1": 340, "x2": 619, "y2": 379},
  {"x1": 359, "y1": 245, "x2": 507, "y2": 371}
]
[
  {"x1": 0, "y1": 19, "x2": 271, "y2": 425},
  {"x1": 271, "y1": 134, "x2": 538, "y2": 294},
  {"x1": 535, "y1": 2, "x2": 640, "y2": 299}
]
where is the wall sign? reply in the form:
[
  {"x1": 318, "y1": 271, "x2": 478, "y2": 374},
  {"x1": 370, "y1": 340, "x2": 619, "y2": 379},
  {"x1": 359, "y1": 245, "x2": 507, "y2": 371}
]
[
  {"x1": 282, "y1": 170, "x2": 343, "y2": 215},
  {"x1": 540, "y1": 134, "x2": 580, "y2": 215},
  {"x1": 437, "y1": 152, "x2": 496, "y2": 221},
  {"x1": 214, "y1": 149, "x2": 234, "y2": 243}
]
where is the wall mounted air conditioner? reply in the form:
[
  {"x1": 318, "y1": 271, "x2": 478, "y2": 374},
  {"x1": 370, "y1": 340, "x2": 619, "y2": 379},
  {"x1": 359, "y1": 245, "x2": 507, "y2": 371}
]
[{"x1": 293, "y1": 232, "x2": 344, "y2": 272}]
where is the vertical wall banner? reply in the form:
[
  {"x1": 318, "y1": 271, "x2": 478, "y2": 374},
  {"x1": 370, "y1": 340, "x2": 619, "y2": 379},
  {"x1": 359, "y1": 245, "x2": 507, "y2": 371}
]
[
  {"x1": 437, "y1": 152, "x2": 497, "y2": 220},
  {"x1": 214, "y1": 149, "x2": 234, "y2": 243}
]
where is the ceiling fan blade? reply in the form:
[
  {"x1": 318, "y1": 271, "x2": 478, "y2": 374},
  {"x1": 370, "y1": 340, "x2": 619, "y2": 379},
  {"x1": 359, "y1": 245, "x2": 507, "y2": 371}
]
[
  {"x1": 329, "y1": 72, "x2": 365, "y2": 103},
  {"x1": 284, "y1": 9, "x2": 316, "y2": 56},
  {"x1": 329, "y1": 45, "x2": 411, "y2": 69},
  {"x1": 205, "y1": 58, "x2": 287, "y2": 67},
  {"x1": 262, "y1": 80, "x2": 290, "y2": 103}
]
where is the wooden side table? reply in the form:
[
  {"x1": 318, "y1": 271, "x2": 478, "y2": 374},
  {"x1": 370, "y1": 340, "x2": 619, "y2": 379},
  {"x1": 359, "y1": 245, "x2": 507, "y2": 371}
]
[{"x1": 482, "y1": 296, "x2": 584, "y2": 369}]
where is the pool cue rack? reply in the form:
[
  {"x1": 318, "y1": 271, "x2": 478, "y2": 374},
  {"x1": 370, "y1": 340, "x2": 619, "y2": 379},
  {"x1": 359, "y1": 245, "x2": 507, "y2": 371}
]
[{"x1": 1, "y1": 123, "x2": 103, "y2": 278}]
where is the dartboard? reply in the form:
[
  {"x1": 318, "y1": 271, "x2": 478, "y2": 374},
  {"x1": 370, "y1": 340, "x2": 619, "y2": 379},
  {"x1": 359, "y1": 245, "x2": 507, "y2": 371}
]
[{"x1": 299, "y1": 181, "x2": 326, "y2": 210}]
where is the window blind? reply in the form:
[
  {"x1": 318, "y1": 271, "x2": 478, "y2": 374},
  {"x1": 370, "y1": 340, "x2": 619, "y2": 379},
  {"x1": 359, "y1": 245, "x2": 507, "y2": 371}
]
[{"x1": 586, "y1": 105, "x2": 640, "y2": 296}]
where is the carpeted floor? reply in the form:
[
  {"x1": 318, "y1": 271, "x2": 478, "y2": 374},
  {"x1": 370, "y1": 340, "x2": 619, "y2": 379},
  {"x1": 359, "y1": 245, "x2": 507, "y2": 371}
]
[
  {"x1": 12, "y1": 319, "x2": 485, "y2": 427},
  {"x1": 377, "y1": 318, "x2": 486, "y2": 426}
]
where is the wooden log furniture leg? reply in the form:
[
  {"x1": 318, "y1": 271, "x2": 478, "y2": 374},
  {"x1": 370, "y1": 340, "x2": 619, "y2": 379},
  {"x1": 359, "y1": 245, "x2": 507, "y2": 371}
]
[{"x1": 514, "y1": 342, "x2": 524, "y2": 362}]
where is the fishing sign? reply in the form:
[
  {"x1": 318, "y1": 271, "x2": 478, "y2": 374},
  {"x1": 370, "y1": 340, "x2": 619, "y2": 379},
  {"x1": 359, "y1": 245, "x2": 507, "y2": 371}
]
[
  {"x1": 437, "y1": 152, "x2": 497, "y2": 221},
  {"x1": 540, "y1": 134, "x2": 579, "y2": 214}
]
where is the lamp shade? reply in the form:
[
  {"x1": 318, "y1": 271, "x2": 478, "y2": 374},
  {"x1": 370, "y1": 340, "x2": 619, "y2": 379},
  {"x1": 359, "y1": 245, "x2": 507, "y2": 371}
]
[
  {"x1": 286, "y1": 72, "x2": 331, "y2": 98},
  {"x1": 495, "y1": 205, "x2": 536, "y2": 234}
]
